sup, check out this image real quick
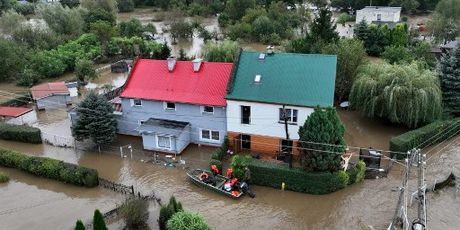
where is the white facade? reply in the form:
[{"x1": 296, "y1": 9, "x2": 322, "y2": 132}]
[
  {"x1": 356, "y1": 6, "x2": 401, "y2": 24},
  {"x1": 3, "y1": 110, "x2": 37, "y2": 126},
  {"x1": 226, "y1": 100, "x2": 314, "y2": 140}
]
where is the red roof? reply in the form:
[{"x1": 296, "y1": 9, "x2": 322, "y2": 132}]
[
  {"x1": 120, "y1": 59, "x2": 233, "y2": 106},
  {"x1": 0, "y1": 106, "x2": 33, "y2": 118},
  {"x1": 30, "y1": 81, "x2": 69, "y2": 100}
]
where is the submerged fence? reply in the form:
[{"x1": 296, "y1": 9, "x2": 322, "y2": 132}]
[
  {"x1": 40, "y1": 131, "x2": 75, "y2": 148},
  {"x1": 98, "y1": 177, "x2": 134, "y2": 195}
]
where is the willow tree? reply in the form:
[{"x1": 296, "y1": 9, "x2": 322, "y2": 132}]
[{"x1": 349, "y1": 62, "x2": 442, "y2": 128}]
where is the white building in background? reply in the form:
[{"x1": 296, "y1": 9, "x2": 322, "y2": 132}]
[{"x1": 356, "y1": 6, "x2": 402, "y2": 24}]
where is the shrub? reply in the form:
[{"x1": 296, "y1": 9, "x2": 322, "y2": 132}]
[
  {"x1": 347, "y1": 161, "x2": 366, "y2": 185},
  {"x1": 0, "y1": 123, "x2": 42, "y2": 143},
  {"x1": 230, "y1": 155, "x2": 252, "y2": 180},
  {"x1": 74, "y1": 220, "x2": 85, "y2": 230},
  {"x1": 93, "y1": 209, "x2": 107, "y2": 230},
  {"x1": 390, "y1": 118, "x2": 460, "y2": 159},
  {"x1": 166, "y1": 211, "x2": 210, "y2": 230},
  {"x1": 0, "y1": 149, "x2": 98, "y2": 187},
  {"x1": 0, "y1": 171, "x2": 9, "y2": 183},
  {"x1": 158, "y1": 196, "x2": 183, "y2": 230},
  {"x1": 13, "y1": 3, "x2": 35, "y2": 15},
  {"x1": 249, "y1": 159, "x2": 351, "y2": 194},
  {"x1": 119, "y1": 198, "x2": 149, "y2": 229}
]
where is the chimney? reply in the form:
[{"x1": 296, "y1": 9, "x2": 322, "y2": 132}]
[
  {"x1": 266, "y1": 45, "x2": 275, "y2": 55},
  {"x1": 192, "y1": 58, "x2": 203, "y2": 72},
  {"x1": 167, "y1": 57, "x2": 176, "y2": 72}
]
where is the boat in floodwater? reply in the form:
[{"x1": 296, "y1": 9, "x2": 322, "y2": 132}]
[{"x1": 187, "y1": 168, "x2": 244, "y2": 199}]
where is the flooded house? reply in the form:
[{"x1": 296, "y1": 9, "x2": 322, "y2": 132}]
[
  {"x1": 116, "y1": 57, "x2": 233, "y2": 154},
  {"x1": 225, "y1": 50, "x2": 337, "y2": 158},
  {"x1": 0, "y1": 106, "x2": 37, "y2": 125},
  {"x1": 31, "y1": 81, "x2": 71, "y2": 110}
]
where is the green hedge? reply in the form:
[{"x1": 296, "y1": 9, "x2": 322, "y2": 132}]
[
  {"x1": 0, "y1": 123, "x2": 42, "y2": 144},
  {"x1": 390, "y1": 118, "x2": 460, "y2": 159},
  {"x1": 0, "y1": 171, "x2": 9, "y2": 183},
  {"x1": 0, "y1": 149, "x2": 98, "y2": 187},
  {"x1": 249, "y1": 159, "x2": 355, "y2": 195}
]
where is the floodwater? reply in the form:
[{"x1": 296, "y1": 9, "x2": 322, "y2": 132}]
[{"x1": 1, "y1": 106, "x2": 459, "y2": 230}]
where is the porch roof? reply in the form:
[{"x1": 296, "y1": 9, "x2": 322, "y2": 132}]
[{"x1": 137, "y1": 118, "x2": 190, "y2": 137}]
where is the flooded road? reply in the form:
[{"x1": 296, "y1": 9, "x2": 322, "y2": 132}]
[{"x1": 1, "y1": 108, "x2": 459, "y2": 230}]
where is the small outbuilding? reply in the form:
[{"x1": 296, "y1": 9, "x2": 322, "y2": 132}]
[
  {"x1": 31, "y1": 81, "x2": 71, "y2": 110},
  {"x1": 0, "y1": 106, "x2": 37, "y2": 125}
]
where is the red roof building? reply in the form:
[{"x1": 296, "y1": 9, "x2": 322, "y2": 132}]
[
  {"x1": 30, "y1": 81, "x2": 70, "y2": 100},
  {"x1": 0, "y1": 106, "x2": 33, "y2": 118},
  {"x1": 120, "y1": 59, "x2": 233, "y2": 106}
]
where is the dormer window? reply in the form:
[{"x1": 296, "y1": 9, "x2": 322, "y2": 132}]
[{"x1": 254, "y1": 74, "x2": 262, "y2": 83}]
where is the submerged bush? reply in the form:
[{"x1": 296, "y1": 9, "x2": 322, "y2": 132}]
[
  {"x1": 0, "y1": 123, "x2": 42, "y2": 144},
  {"x1": 159, "y1": 196, "x2": 183, "y2": 230},
  {"x1": 0, "y1": 171, "x2": 9, "y2": 183},
  {"x1": 0, "y1": 149, "x2": 98, "y2": 187},
  {"x1": 166, "y1": 211, "x2": 210, "y2": 230},
  {"x1": 119, "y1": 198, "x2": 149, "y2": 229}
]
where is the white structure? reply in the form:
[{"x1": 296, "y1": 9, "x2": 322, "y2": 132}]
[
  {"x1": 0, "y1": 107, "x2": 37, "y2": 125},
  {"x1": 356, "y1": 6, "x2": 401, "y2": 24}
]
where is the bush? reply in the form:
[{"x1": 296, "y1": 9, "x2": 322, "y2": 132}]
[
  {"x1": 249, "y1": 159, "x2": 351, "y2": 194},
  {"x1": 0, "y1": 123, "x2": 42, "y2": 143},
  {"x1": 74, "y1": 219, "x2": 85, "y2": 230},
  {"x1": 210, "y1": 148, "x2": 224, "y2": 161},
  {"x1": 390, "y1": 118, "x2": 460, "y2": 159},
  {"x1": 119, "y1": 198, "x2": 149, "y2": 229},
  {"x1": 158, "y1": 196, "x2": 183, "y2": 230},
  {"x1": 13, "y1": 3, "x2": 35, "y2": 15},
  {"x1": 0, "y1": 149, "x2": 98, "y2": 187},
  {"x1": 346, "y1": 161, "x2": 366, "y2": 185},
  {"x1": 166, "y1": 211, "x2": 210, "y2": 230},
  {"x1": 93, "y1": 209, "x2": 107, "y2": 230},
  {"x1": 117, "y1": 0, "x2": 134, "y2": 12},
  {"x1": 230, "y1": 154, "x2": 251, "y2": 180},
  {"x1": 0, "y1": 171, "x2": 9, "y2": 183}
]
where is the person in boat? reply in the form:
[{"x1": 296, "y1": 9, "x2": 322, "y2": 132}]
[
  {"x1": 243, "y1": 167, "x2": 251, "y2": 183},
  {"x1": 199, "y1": 171, "x2": 213, "y2": 184},
  {"x1": 223, "y1": 178, "x2": 238, "y2": 192},
  {"x1": 226, "y1": 168, "x2": 233, "y2": 178},
  {"x1": 211, "y1": 165, "x2": 220, "y2": 175}
]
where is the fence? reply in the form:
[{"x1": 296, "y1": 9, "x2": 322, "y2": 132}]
[
  {"x1": 98, "y1": 177, "x2": 134, "y2": 195},
  {"x1": 40, "y1": 131, "x2": 75, "y2": 148}
]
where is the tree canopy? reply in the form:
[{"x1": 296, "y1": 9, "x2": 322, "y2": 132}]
[
  {"x1": 439, "y1": 45, "x2": 460, "y2": 115},
  {"x1": 72, "y1": 92, "x2": 118, "y2": 145},
  {"x1": 428, "y1": 0, "x2": 460, "y2": 44},
  {"x1": 298, "y1": 107, "x2": 346, "y2": 172},
  {"x1": 350, "y1": 62, "x2": 442, "y2": 128},
  {"x1": 202, "y1": 40, "x2": 239, "y2": 62},
  {"x1": 166, "y1": 211, "x2": 211, "y2": 230}
]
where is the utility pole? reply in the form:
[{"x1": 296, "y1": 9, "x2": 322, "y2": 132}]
[
  {"x1": 282, "y1": 105, "x2": 292, "y2": 168},
  {"x1": 413, "y1": 149, "x2": 427, "y2": 230}
]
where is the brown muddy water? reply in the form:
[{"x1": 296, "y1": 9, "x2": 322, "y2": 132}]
[{"x1": 1, "y1": 108, "x2": 459, "y2": 230}]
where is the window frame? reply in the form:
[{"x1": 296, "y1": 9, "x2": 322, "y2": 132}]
[
  {"x1": 156, "y1": 135, "x2": 172, "y2": 150},
  {"x1": 132, "y1": 99, "x2": 142, "y2": 107},
  {"x1": 164, "y1": 102, "x2": 176, "y2": 110},
  {"x1": 279, "y1": 108, "x2": 298, "y2": 124},
  {"x1": 202, "y1": 106, "x2": 214, "y2": 114},
  {"x1": 241, "y1": 105, "x2": 251, "y2": 125},
  {"x1": 200, "y1": 129, "x2": 220, "y2": 142}
]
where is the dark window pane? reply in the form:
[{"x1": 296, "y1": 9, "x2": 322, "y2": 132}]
[
  {"x1": 203, "y1": 106, "x2": 214, "y2": 113},
  {"x1": 202, "y1": 129, "x2": 210, "y2": 139},
  {"x1": 293, "y1": 109, "x2": 298, "y2": 123},
  {"x1": 211, "y1": 131, "x2": 219, "y2": 140}
]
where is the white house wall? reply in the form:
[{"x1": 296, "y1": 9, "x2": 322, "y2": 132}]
[
  {"x1": 226, "y1": 100, "x2": 314, "y2": 140},
  {"x1": 5, "y1": 110, "x2": 37, "y2": 125},
  {"x1": 356, "y1": 10, "x2": 400, "y2": 24}
]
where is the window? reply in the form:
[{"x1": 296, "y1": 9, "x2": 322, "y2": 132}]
[
  {"x1": 165, "y1": 102, "x2": 176, "y2": 110},
  {"x1": 138, "y1": 120, "x2": 146, "y2": 125},
  {"x1": 202, "y1": 106, "x2": 214, "y2": 114},
  {"x1": 377, "y1": 14, "x2": 381, "y2": 21},
  {"x1": 241, "y1": 106, "x2": 251, "y2": 124},
  {"x1": 157, "y1": 135, "x2": 171, "y2": 149},
  {"x1": 241, "y1": 134, "x2": 251, "y2": 149},
  {"x1": 280, "y1": 139, "x2": 293, "y2": 154},
  {"x1": 279, "y1": 108, "x2": 298, "y2": 124},
  {"x1": 132, "y1": 99, "x2": 142, "y2": 107},
  {"x1": 201, "y1": 129, "x2": 220, "y2": 142}
]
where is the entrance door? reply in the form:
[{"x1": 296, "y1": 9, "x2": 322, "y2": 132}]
[
  {"x1": 280, "y1": 139, "x2": 293, "y2": 154},
  {"x1": 241, "y1": 134, "x2": 251, "y2": 150}
]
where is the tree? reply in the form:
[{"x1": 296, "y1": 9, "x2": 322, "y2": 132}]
[
  {"x1": 36, "y1": 4, "x2": 85, "y2": 39},
  {"x1": 428, "y1": 0, "x2": 460, "y2": 44},
  {"x1": 72, "y1": 92, "x2": 118, "y2": 146},
  {"x1": 75, "y1": 59, "x2": 97, "y2": 82},
  {"x1": 309, "y1": 7, "x2": 338, "y2": 43},
  {"x1": 349, "y1": 62, "x2": 442, "y2": 127},
  {"x1": 0, "y1": 10, "x2": 25, "y2": 35},
  {"x1": 390, "y1": 0, "x2": 420, "y2": 13},
  {"x1": 0, "y1": 38, "x2": 28, "y2": 82},
  {"x1": 90, "y1": 20, "x2": 118, "y2": 55},
  {"x1": 117, "y1": 0, "x2": 134, "y2": 12},
  {"x1": 410, "y1": 41, "x2": 436, "y2": 69},
  {"x1": 0, "y1": 0, "x2": 13, "y2": 15},
  {"x1": 118, "y1": 18, "x2": 143, "y2": 37},
  {"x1": 439, "y1": 45, "x2": 460, "y2": 115},
  {"x1": 84, "y1": 8, "x2": 117, "y2": 27},
  {"x1": 322, "y1": 38, "x2": 367, "y2": 102},
  {"x1": 81, "y1": 0, "x2": 118, "y2": 17},
  {"x1": 169, "y1": 21, "x2": 194, "y2": 43},
  {"x1": 381, "y1": 45, "x2": 414, "y2": 64},
  {"x1": 119, "y1": 198, "x2": 149, "y2": 229},
  {"x1": 61, "y1": 0, "x2": 81, "y2": 8},
  {"x1": 92, "y1": 209, "x2": 107, "y2": 230},
  {"x1": 166, "y1": 211, "x2": 211, "y2": 230},
  {"x1": 159, "y1": 196, "x2": 183, "y2": 230},
  {"x1": 75, "y1": 220, "x2": 85, "y2": 230},
  {"x1": 203, "y1": 40, "x2": 239, "y2": 62},
  {"x1": 230, "y1": 155, "x2": 252, "y2": 180},
  {"x1": 298, "y1": 107, "x2": 346, "y2": 172},
  {"x1": 225, "y1": 0, "x2": 255, "y2": 20}
]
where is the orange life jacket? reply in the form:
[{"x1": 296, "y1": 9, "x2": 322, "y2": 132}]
[
  {"x1": 226, "y1": 168, "x2": 233, "y2": 178},
  {"x1": 211, "y1": 165, "x2": 220, "y2": 174}
]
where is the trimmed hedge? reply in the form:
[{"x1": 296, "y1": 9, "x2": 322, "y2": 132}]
[
  {"x1": 0, "y1": 149, "x2": 98, "y2": 187},
  {"x1": 390, "y1": 118, "x2": 460, "y2": 159},
  {"x1": 0, "y1": 123, "x2": 42, "y2": 144},
  {"x1": 249, "y1": 159, "x2": 351, "y2": 195}
]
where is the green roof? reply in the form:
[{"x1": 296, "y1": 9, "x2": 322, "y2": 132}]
[{"x1": 226, "y1": 51, "x2": 337, "y2": 107}]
